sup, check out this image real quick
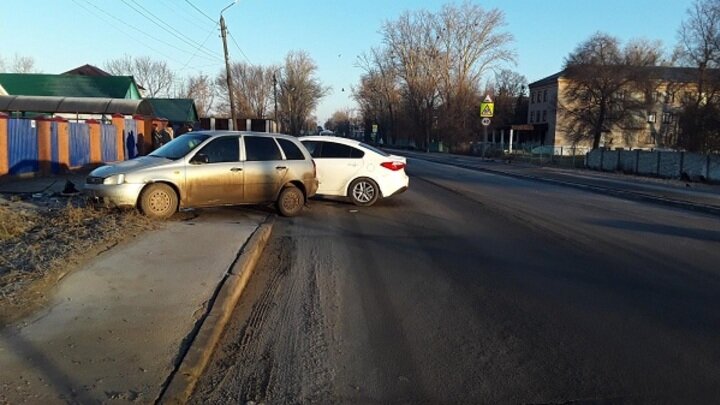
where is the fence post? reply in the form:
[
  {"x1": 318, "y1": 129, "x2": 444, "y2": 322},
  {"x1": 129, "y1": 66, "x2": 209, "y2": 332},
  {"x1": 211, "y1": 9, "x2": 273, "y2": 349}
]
[
  {"x1": 87, "y1": 119, "x2": 102, "y2": 165},
  {"x1": 56, "y1": 117, "x2": 70, "y2": 173},
  {"x1": 599, "y1": 148, "x2": 605, "y2": 171},
  {"x1": 706, "y1": 154, "x2": 711, "y2": 180},
  {"x1": 616, "y1": 149, "x2": 621, "y2": 171},
  {"x1": 112, "y1": 114, "x2": 126, "y2": 161},
  {"x1": 679, "y1": 151, "x2": 685, "y2": 179},
  {"x1": 0, "y1": 113, "x2": 8, "y2": 176},
  {"x1": 37, "y1": 117, "x2": 53, "y2": 175},
  {"x1": 656, "y1": 151, "x2": 661, "y2": 177},
  {"x1": 635, "y1": 150, "x2": 640, "y2": 174}
]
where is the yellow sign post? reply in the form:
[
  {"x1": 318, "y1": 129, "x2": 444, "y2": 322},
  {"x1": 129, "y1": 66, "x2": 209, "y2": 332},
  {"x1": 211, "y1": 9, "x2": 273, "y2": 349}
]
[{"x1": 480, "y1": 95, "x2": 494, "y2": 118}]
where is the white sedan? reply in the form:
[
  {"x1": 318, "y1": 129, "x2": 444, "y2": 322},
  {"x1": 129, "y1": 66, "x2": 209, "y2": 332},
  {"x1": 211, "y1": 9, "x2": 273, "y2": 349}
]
[{"x1": 299, "y1": 136, "x2": 409, "y2": 206}]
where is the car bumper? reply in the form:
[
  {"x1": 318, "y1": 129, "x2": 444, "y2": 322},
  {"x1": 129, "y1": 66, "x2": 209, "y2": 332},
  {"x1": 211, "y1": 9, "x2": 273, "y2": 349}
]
[
  {"x1": 306, "y1": 178, "x2": 319, "y2": 198},
  {"x1": 379, "y1": 172, "x2": 409, "y2": 198},
  {"x1": 83, "y1": 183, "x2": 145, "y2": 208}
]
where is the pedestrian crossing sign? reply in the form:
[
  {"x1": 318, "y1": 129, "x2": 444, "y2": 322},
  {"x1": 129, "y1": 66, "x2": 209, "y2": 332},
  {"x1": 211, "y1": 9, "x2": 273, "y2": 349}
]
[{"x1": 480, "y1": 97, "x2": 494, "y2": 118}]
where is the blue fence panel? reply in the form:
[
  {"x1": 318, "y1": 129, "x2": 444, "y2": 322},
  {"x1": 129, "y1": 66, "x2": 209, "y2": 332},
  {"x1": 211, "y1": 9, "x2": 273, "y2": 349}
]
[
  {"x1": 124, "y1": 119, "x2": 138, "y2": 159},
  {"x1": 69, "y1": 122, "x2": 90, "y2": 168},
  {"x1": 51, "y1": 121, "x2": 60, "y2": 174},
  {"x1": 101, "y1": 124, "x2": 117, "y2": 162},
  {"x1": 8, "y1": 119, "x2": 38, "y2": 175}
]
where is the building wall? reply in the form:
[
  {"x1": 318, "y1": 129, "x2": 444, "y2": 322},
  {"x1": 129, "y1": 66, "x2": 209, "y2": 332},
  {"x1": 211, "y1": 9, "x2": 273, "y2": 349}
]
[
  {"x1": 533, "y1": 77, "x2": 691, "y2": 151},
  {"x1": 527, "y1": 83, "x2": 558, "y2": 145}
]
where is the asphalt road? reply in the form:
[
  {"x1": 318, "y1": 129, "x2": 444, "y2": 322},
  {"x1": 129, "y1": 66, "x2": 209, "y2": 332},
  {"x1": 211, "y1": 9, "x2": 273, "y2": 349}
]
[{"x1": 191, "y1": 158, "x2": 720, "y2": 404}]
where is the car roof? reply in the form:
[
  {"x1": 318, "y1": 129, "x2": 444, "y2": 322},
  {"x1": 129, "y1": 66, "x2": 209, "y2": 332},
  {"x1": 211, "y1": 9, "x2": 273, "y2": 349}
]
[
  {"x1": 191, "y1": 130, "x2": 301, "y2": 141},
  {"x1": 298, "y1": 135, "x2": 363, "y2": 147}
]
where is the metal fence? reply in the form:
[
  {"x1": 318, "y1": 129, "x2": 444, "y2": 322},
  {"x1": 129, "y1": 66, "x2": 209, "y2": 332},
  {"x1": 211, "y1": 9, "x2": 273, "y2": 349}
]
[{"x1": 586, "y1": 149, "x2": 720, "y2": 182}]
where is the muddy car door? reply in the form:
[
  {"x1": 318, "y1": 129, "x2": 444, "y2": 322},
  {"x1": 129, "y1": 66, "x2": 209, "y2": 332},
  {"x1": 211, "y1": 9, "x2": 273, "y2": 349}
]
[
  {"x1": 242, "y1": 135, "x2": 286, "y2": 203},
  {"x1": 185, "y1": 135, "x2": 244, "y2": 206}
]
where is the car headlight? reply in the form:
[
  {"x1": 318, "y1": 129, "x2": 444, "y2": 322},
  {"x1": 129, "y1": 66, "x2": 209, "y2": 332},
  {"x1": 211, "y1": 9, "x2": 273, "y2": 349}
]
[{"x1": 103, "y1": 173, "x2": 126, "y2": 185}]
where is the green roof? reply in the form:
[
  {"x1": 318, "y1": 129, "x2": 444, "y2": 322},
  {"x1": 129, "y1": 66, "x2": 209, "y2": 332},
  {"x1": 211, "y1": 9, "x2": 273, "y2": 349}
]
[
  {"x1": 0, "y1": 73, "x2": 141, "y2": 99},
  {"x1": 146, "y1": 98, "x2": 199, "y2": 123}
]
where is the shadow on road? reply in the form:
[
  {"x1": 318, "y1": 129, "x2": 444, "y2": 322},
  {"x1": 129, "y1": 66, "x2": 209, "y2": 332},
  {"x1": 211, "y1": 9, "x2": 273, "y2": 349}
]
[{"x1": 588, "y1": 219, "x2": 720, "y2": 243}]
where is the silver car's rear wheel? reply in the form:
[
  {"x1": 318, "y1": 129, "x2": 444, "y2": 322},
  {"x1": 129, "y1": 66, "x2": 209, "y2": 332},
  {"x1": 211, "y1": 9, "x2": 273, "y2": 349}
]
[
  {"x1": 349, "y1": 178, "x2": 379, "y2": 207},
  {"x1": 277, "y1": 185, "x2": 304, "y2": 217},
  {"x1": 139, "y1": 183, "x2": 178, "y2": 219}
]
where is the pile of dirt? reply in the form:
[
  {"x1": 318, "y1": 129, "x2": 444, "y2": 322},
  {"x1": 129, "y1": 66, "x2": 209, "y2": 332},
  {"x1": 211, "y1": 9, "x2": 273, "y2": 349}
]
[{"x1": 0, "y1": 194, "x2": 156, "y2": 324}]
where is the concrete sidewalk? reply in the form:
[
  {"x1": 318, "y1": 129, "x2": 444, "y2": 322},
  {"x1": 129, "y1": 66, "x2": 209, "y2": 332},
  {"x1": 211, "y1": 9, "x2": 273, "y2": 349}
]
[
  {"x1": 0, "y1": 208, "x2": 268, "y2": 404},
  {"x1": 396, "y1": 150, "x2": 720, "y2": 213}
]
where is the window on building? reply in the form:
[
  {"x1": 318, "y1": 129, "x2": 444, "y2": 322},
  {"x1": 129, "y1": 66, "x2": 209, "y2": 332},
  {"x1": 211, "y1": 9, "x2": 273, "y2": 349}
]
[
  {"x1": 662, "y1": 112, "x2": 673, "y2": 124},
  {"x1": 542, "y1": 110, "x2": 547, "y2": 122},
  {"x1": 529, "y1": 111, "x2": 534, "y2": 123},
  {"x1": 543, "y1": 90, "x2": 547, "y2": 102},
  {"x1": 531, "y1": 92, "x2": 535, "y2": 103}
]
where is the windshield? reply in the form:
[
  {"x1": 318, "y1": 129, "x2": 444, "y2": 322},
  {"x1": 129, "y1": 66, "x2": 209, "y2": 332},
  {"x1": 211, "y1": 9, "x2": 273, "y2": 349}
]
[{"x1": 149, "y1": 134, "x2": 210, "y2": 160}]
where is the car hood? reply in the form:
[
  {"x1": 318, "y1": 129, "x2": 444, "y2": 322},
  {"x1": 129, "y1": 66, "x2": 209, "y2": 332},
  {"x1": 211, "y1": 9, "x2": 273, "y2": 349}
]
[{"x1": 90, "y1": 156, "x2": 172, "y2": 178}]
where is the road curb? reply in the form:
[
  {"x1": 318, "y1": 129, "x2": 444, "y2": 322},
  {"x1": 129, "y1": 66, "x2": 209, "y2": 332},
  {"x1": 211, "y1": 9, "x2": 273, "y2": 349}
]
[
  {"x1": 158, "y1": 216, "x2": 275, "y2": 404},
  {"x1": 410, "y1": 154, "x2": 720, "y2": 217}
]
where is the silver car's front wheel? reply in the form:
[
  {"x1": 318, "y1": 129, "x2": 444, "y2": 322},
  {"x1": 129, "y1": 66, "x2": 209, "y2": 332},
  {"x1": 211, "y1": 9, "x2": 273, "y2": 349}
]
[{"x1": 349, "y1": 178, "x2": 380, "y2": 207}]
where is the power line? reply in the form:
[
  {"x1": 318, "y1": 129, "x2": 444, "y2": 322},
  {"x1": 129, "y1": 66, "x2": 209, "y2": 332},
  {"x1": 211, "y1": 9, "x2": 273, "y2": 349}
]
[
  {"x1": 72, "y1": 0, "x2": 185, "y2": 65},
  {"x1": 183, "y1": 0, "x2": 217, "y2": 24},
  {"x1": 119, "y1": 0, "x2": 223, "y2": 62},
  {"x1": 227, "y1": 31, "x2": 252, "y2": 65},
  {"x1": 181, "y1": 23, "x2": 220, "y2": 70}
]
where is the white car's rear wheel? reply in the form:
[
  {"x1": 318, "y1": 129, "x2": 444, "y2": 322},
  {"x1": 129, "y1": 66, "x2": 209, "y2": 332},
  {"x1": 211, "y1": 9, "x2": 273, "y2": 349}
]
[{"x1": 349, "y1": 178, "x2": 379, "y2": 207}]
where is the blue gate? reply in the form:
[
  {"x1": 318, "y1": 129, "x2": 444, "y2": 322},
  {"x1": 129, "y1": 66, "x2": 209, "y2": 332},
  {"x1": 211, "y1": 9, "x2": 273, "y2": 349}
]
[
  {"x1": 101, "y1": 124, "x2": 117, "y2": 162},
  {"x1": 8, "y1": 119, "x2": 38, "y2": 175},
  {"x1": 69, "y1": 122, "x2": 90, "y2": 168}
]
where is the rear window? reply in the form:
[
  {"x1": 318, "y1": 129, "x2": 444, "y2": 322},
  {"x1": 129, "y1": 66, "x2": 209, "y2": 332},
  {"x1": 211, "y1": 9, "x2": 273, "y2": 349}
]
[
  {"x1": 244, "y1": 136, "x2": 282, "y2": 161},
  {"x1": 360, "y1": 143, "x2": 390, "y2": 157},
  {"x1": 277, "y1": 138, "x2": 306, "y2": 160},
  {"x1": 301, "y1": 141, "x2": 322, "y2": 158}
]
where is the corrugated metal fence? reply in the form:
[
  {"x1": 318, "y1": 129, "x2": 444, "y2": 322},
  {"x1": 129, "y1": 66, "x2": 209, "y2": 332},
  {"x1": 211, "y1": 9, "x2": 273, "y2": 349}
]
[
  {"x1": 8, "y1": 119, "x2": 38, "y2": 175},
  {"x1": 69, "y1": 122, "x2": 90, "y2": 168},
  {"x1": 101, "y1": 123, "x2": 118, "y2": 163}
]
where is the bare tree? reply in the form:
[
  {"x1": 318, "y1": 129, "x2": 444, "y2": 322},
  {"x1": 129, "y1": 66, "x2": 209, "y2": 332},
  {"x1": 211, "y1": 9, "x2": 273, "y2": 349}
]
[
  {"x1": 105, "y1": 55, "x2": 175, "y2": 98},
  {"x1": 560, "y1": 32, "x2": 664, "y2": 149},
  {"x1": 177, "y1": 74, "x2": 215, "y2": 117},
  {"x1": 675, "y1": 0, "x2": 720, "y2": 152},
  {"x1": 0, "y1": 54, "x2": 40, "y2": 73},
  {"x1": 215, "y1": 62, "x2": 278, "y2": 119},
  {"x1": 324, "y1": 109, "x2": 352, "y2": 135},
  {"x1": 277, "y1": 51, "x2": 329, "y2": 135},
  {"x1": 363, "y1": 1, "x2": 513, "y2": 150}
]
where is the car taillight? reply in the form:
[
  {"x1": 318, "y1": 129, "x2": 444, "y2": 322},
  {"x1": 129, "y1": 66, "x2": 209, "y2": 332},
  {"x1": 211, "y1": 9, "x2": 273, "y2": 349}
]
[{"x1": 380, "y1": 161, "x2": 406, "y2": 171}]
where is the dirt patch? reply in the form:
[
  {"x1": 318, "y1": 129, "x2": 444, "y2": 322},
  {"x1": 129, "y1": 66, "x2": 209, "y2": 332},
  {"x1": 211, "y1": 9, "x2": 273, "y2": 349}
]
[{"x1": 0, "y1": 193, "x2": 157, "y2": 325}]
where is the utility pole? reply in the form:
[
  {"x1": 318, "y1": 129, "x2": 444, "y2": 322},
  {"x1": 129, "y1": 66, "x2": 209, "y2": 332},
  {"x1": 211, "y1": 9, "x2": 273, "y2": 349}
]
[
  {"x1": 273, "y1": 73, "x2": 278, "y2": 132},
  {"x1": 220, "y1": 14, "x2": 237, "y2": 129}
]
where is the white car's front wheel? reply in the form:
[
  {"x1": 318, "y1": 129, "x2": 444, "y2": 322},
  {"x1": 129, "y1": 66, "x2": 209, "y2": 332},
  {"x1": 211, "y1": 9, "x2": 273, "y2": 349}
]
[{"x1": 349, "y1": 178, "x2": 380, "y2": 207}]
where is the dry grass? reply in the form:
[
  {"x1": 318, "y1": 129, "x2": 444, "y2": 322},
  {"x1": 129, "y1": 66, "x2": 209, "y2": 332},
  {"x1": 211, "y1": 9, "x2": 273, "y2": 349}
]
[{"x1": 0, "y1": 196, "x2": 156, "y2": 324}]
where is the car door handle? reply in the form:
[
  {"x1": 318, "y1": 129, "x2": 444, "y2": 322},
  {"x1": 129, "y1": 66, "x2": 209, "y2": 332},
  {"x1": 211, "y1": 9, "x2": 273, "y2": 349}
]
[
  {"x1": 275, "y1": 166, "x2": 287, "y2": 170},
  {"x1": 230, "y1": 167, "x2": 243, "y2": 172}
]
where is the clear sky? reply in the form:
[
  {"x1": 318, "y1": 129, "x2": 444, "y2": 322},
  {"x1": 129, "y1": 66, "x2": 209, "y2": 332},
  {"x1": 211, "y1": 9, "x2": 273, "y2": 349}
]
[{"x1": 0, "y1": 0, "x2": 693, "y2": 124}]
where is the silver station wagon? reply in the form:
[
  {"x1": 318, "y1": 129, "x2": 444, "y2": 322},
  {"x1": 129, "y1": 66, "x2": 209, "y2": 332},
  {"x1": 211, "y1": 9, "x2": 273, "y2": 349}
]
[{"x1": 85, "y1": 131, "x2": 319, "y2": 218}]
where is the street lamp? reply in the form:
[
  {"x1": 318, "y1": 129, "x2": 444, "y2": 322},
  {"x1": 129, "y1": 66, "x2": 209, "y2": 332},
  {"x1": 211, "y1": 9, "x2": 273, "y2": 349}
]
[{"x1": 220, "y1": 1, "x2": 239, "y2": 129}]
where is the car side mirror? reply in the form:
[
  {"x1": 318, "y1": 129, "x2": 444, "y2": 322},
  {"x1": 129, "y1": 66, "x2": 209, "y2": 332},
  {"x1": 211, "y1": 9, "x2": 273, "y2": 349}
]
[{"x1": 191, "y1": 153, "x2": 209, "y2": 164}]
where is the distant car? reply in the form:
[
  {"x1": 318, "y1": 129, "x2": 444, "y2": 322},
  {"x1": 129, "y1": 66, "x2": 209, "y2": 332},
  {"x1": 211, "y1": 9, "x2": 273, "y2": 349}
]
[
  {"x1": 85, "y1": 131, "x2": 318, "y2": 219},
  {"x1": 299, "y1": 135, "x2": 408, "y2": 206}
]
